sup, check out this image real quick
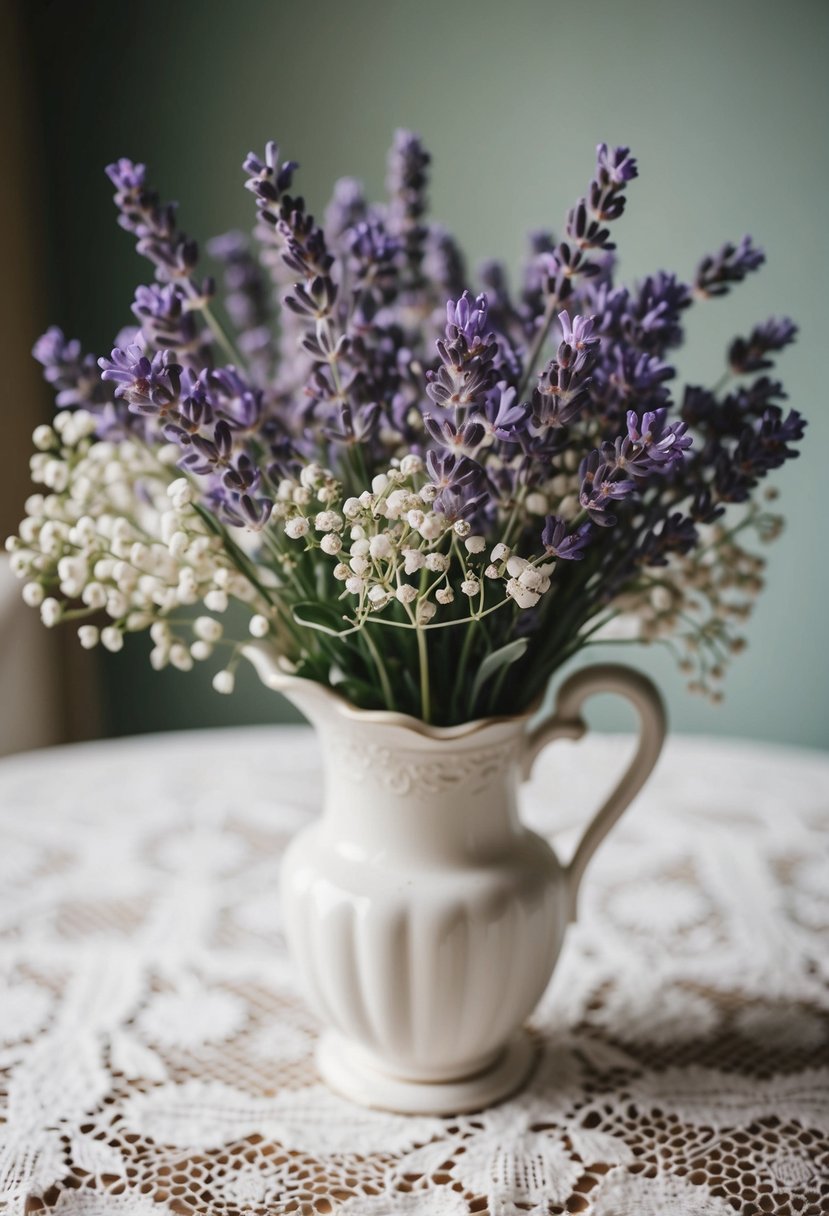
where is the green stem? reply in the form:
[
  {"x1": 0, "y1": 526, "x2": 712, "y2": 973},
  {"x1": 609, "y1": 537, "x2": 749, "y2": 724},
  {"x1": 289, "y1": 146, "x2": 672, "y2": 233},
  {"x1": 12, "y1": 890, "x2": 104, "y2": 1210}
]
[
  {"x1": 362, "y1": 624, "x2": 396, "y2": 711},
  {"x1": 201, "y1": 302, "x2": 246, "y2": 367},
  {"x1": 516, "y1": 296, "x2": 557, "y2": 401},
  {"x1": 416, "y1": 625, "x2": 431, "y2": 723}
]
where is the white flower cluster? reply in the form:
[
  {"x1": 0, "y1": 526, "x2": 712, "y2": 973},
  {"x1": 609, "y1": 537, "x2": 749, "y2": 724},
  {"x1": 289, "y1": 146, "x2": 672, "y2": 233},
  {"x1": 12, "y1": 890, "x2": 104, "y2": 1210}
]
[
  {"x1": 6, "y1": 411, "x2": 271, "y2": 689},
  {"x1": 273, "y1": 456, "x2": 556, "y2": 627},
  {"x1": 604, "y1": 509, "x2": 779, "y2": 702}
]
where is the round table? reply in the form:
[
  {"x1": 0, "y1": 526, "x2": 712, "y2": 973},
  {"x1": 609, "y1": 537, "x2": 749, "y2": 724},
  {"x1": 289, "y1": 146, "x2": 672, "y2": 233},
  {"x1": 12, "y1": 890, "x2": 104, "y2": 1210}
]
[{"x1": 1, "y1": 727, "x2": 827, "y2": 1216}]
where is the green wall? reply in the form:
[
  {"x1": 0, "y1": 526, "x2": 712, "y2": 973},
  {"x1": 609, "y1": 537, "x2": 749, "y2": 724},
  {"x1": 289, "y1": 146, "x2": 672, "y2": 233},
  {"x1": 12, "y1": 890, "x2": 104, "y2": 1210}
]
[{"x1": 24, "y1": 0, "x2": 828, "y2": 746}]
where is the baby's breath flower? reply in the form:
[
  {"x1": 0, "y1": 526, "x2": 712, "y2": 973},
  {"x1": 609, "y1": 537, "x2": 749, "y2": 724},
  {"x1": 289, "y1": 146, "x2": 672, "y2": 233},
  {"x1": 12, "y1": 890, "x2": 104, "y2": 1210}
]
[
  {"x1": 395, "y1": 583, "x2": 418, "y2": 605},
  {"x1": 249, "y1": 614, "x2": 270, "y2": 637},
  {"x1": 204, "y1": 589, "x2": 229, "y2": 612},
  {"x1": 314, "y1": 510, "x2": 343, "y2": 532},
  {"x1": 194, "y1": 616, "x2": 223, "y2": 642},
  {"x1": 465, "y1": 535, "x2": 486, "y2": 554},
  {"x1": 213, "y1": 670, "x2": 235, "y2": 695},
  {"x1": 436, "y1": 587, "x2": 454, "y2": 604},
  {"x1": 320, "y1": 533, "x2": 342, "y2": 555},
  {"x1": 506, "y1": 578, "x2": 540, "y2": 609},
  {"x1": 285, "y1": 517, "x2": 309, "y2": 540},
  {"x1": 403, "y1": 549, "x2": 425, "y2": 574},
  {"x1": 22, "y1": 582, "x2": 44, "y2": 608},
  {"x1": 78, "y1": 624, "x2": 99, "y2": 649},
  {"x1": 460, "y1": 578, "x2": 480, "y2": 597},
  {"x1": 101, "y1": 625, "x2": 124, "y2": 653}
]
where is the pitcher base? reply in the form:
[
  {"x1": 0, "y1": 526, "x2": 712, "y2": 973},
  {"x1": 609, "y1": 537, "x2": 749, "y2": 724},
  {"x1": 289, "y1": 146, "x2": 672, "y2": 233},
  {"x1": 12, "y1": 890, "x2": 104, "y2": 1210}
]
[{"x1": 316, "y1": 1029, "x2": 537, "y2": 1115}]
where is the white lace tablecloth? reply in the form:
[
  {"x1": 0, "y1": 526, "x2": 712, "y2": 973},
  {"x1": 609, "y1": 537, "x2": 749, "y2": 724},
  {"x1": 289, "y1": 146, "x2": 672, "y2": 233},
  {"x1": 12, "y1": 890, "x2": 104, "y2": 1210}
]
[{"x1": 1, "y1": 727, "x2": 827, "y2": 1216}]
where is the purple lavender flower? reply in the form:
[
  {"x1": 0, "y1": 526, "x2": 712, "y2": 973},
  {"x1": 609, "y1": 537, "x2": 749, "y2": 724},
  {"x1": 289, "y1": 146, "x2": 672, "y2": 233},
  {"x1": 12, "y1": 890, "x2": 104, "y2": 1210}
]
[
  {"x1": 557, "y1": 312, "x2": 600, "y2": 370},
  {"x1": 542, "y1": 515, "x2": 593, "y2": 560},
  {"x1": 595, "y1": 143, "x2": 639, "y2": 186},
  {"x1": 729, "y1": 317, "x2": 798, "y2": 374},
  {"x1": 33, "y1": 327, "x2": 109, "y2": 410},
  {"x1": 578, "y1": 448, "x2": 638, "y2": 526},
  {"x1": 622, "y1": 408, "x2": 692, "y2": 471},
  {"x1": 446, "y1": 292, "x2": 491, "y2": 348},
  {"x1": 386, "y1": 130, "x2": 431, "y2": 290},
  {"x1": 98, "y1": 345, "x2": 182, "y2": 416},
  {"x1": 695, "y1": 236, "x2": 765, "y2": 299}
]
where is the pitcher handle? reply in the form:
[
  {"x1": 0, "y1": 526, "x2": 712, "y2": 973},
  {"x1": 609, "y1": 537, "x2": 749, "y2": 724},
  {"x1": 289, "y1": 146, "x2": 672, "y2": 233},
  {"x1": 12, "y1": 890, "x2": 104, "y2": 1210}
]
[{"x1": 522, "y1": 664, "x2": 666, "y2": 921}]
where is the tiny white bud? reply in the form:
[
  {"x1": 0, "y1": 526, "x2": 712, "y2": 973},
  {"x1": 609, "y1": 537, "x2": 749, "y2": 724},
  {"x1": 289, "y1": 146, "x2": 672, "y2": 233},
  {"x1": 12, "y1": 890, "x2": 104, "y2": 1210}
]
[
  {"x1": 406, "y1": 509, "x2": 425, "y2": 530},
  {"x1": 106, "y1": 591, "x2": 129, "y2": 619},
  {"x1": 367, "y1": 585, "x2": 389, "y2": 605},
  {"x1": 101, "y1": 626, "x2": 124, "y2": 653},
  {"x1": 425, "y1": 552, "x2": 449, "y2": 573},
  {"x1": 399, "y1": 454, "x2": 423, "y2": 476},
  {"x1": 345, "y1": 576, "x2": 365, "y2": 595},
  {"x1": 383, "y1": 489, "x2": 409, "y2": 519},
  {"x1": 204, "y1": 589, "x2": 228, "y2": 613},
  {"x1": 465, "y1": 535, "x2": 486, "y2": 554},
  {"x1": 292, "y1": 486, "x2": 312, "y2": 506},
  {"x1": 350, "y1": 538, "x2": 370, "y2": 557},
  {"x1": 33, "y1": 424, "x2": 56, "y2": 451},
  {"x1": 343, "y1": 497, "x2": 361, "y2": 518},
  {"x1": 149, "y1": 646, "x2": 169, "y2": 671},
  {"x1": 491, "y1": 543, "x2": 510, "y2": 563},
  {"x1": 81, "y1": 583, "x2": 107, "y2": 610},
  {"x1": 350, "y1": 555, "x2": 370, "y2": 575},
  {"x1": 22, "y1": 582, "x2": 45, "y2": 607},
  {"x1": 78, "y1": 625, "x2": 99, "y2": 649},
  {"x1": 416, "y1": 599, "x2": 436, "y2": 624},
  {"x1": 300, "y1": 462, "x2": 323, "y2": 489},
  {"x1": 506, "y1": 578, "x2": 540, "y2": 609},
  {"x1": 194, "y1": 616, "x2": 223, "y2": 642},
  {"x1": 506, "y1": 555, "x2": 530, "y2": 577},
  {"x1": 453, "y1": 519, "x2": 471, "y2": 537},
  {"x1": 369, "y1": 534, "x2": 392, "y2": 560},
  {"x1": 314, "y1": 510, "x2": 343, "y2": 532},
  {"x1": 420, "y1": 483, "x2": 437, "y2": 503},
  {"x1": 249, "y1": 614, "x2": 270, "y2": 638},
  {"x1": 150, "y1": 621, "x2": 171, "y2": 645},
  {"x1": 320, "y1": 533, "x2": 342, "y2": 555},
  {"x1": 167, "y1": 478, "x2": 192, "y2": 508},
  {"x1": 333, "y1": 562, "x2": 350, "y2": 581},
  {"x1": 525, "y1": 492, "x2": 549, "y2": 516},
  {"x1": 189, "y1": 640, "x2": 212, "y2": 661},
  {"x1": 518, "y1": 567, "x2": 545, "y2": 592},
  {"x1": 212, "y1": 669, "x2": 235, "y2": 694},
  {"x1": 436, "y1": 587, "x2": 455, "y2": 605},
  {"x1": 418, "y1": 514, "x2": 444, "y2": 541},
  {"x1": 169, "y1": 642, "x2": 194, "y2": 671},
  {"x1": 461, "y1": 578, "x2": 480, "y2": 597},
  {"x1": 371, "y1": 474, "x2": 389, "y2": 495},
  {"x1": 284, "y1": 516, "x2": 310, "y2": 540},
  {"x1": 395, "y1": 583, "x2": 418, "y2": 604},
  {"x1": 403, "y1": 548, "x2": 425, "y2": 574}
]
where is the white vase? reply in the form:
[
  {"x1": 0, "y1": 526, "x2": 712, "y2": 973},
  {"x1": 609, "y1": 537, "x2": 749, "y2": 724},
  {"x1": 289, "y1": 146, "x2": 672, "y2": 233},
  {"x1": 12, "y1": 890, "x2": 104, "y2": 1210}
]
[{"x1": 244, "y1": 644, "x2": 665, "y2": 1115}]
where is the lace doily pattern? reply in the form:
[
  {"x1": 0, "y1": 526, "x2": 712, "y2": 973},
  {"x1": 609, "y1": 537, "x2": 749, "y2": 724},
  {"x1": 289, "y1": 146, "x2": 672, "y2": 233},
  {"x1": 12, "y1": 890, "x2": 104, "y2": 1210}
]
[{"x1": 0, "y1": 728, "x2": 827, "y2": 1215}]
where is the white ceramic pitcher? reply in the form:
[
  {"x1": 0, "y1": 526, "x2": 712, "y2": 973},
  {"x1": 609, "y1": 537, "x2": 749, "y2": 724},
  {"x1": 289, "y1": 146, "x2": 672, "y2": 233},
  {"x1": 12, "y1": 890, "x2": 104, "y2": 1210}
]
[{"x1": 245, "y1": 644, "x2": 666, "y2": 1115}]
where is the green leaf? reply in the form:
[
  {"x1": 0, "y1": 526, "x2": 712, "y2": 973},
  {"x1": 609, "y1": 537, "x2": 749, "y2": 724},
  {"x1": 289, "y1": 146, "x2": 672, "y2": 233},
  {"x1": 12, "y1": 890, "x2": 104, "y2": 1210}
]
[
  {"x1": 292, "y1": 602, "x2": 355, "y2": 636},
  {"x1": 470, "y1": 638, "x2": 528, "y2": 709}
]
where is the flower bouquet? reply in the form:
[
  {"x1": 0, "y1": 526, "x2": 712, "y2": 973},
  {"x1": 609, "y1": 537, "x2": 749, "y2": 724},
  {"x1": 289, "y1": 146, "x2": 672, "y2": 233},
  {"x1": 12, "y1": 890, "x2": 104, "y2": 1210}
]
[
  {"x1": 7, "y1": 133, "x2": 807, "y2": 1112},
  {"x1": 8, "y1": 134, "x2": 804, "y2": 725}
]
